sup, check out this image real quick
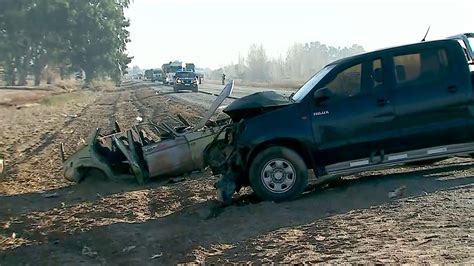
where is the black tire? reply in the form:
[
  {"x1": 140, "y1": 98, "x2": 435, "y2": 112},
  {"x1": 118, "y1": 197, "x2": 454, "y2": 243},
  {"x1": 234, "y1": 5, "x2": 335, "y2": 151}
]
[
  {"x1": 192, "y1": 87, "x2": 198, "y2": 93},
  {"x1": 173, "y1": 86, "x2": 178, "y2": 93},
  {"x1": 249, "y1": 146, "x2": 308, "y2": 202}
]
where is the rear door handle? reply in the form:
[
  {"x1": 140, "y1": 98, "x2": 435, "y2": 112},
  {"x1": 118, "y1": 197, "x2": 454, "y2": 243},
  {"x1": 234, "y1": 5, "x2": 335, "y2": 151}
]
[{"x1": 448, "y1": 85, "x2": 457, "y2": 93}]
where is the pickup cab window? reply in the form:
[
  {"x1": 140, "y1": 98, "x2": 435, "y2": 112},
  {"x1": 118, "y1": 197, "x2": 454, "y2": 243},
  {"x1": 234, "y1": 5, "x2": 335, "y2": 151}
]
[
  {"x1": 326, "y1": 63, "x2": 362, "y2": 97},
  {"x1": 394, "y1": 49, "x2": 449, "y2": 87},
  {"x1": 291, "y1": 65, "x2": 334, "y2": 102}
]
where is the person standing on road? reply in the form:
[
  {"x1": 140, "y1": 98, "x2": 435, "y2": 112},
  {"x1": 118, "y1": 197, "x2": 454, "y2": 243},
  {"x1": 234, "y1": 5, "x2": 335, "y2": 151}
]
[{"x1": 222, "y1": 73, "x2": 226, "y2": 85}]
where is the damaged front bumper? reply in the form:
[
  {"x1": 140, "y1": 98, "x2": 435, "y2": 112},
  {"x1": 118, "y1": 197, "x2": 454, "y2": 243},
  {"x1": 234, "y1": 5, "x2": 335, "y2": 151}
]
[{"x1": 204, "y1": 121, "x2": 247, "y2": 203}]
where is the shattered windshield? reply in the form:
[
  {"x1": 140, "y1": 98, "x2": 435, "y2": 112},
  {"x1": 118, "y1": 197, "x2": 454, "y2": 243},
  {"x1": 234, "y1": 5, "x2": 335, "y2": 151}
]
[{"x1": 291, "y1": 65, "x2": 334, "y2": 102}]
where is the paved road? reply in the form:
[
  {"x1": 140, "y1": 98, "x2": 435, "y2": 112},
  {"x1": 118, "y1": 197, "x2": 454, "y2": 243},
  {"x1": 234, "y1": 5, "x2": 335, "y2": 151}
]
[
  {"x1": 196, "y1": 82, "x2": 295, "y2": 98},
  {"x1": 147, "y1": 81, "x2": 296, "y2": 109}
]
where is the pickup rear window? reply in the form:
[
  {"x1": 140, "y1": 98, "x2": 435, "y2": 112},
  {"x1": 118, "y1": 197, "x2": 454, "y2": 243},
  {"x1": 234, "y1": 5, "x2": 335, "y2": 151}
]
[{"x1": 394, "y1": 49, "x2": 449, "y2": 87}]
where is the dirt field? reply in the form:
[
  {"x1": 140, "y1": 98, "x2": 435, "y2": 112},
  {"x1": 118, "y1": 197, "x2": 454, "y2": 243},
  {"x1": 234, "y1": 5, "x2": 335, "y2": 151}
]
[{"x1": 0, "y1": 82, "x2": 473, "y2": 264}]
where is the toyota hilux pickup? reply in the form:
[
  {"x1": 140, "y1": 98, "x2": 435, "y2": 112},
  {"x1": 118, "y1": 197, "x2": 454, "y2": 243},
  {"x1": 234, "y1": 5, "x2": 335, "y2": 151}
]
[
  {"x1": 205, "y1": 35, "x2": 474, "y2": 203},
  {"x1": 173, "y1": 71, "x2": 198, "y2": 92}
]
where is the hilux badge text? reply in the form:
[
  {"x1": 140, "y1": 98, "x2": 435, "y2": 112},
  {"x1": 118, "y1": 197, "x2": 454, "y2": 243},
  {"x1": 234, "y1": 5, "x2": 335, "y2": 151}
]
[{"x1": 314, "y1": 111, "x2": 329, "y2": 116}]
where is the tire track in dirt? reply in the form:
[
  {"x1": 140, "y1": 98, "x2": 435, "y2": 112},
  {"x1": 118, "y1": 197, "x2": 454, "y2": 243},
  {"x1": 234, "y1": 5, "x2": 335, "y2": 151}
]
[
  {"x1": 130, "y1": 89, "x2": 151, "y2": 119},
  {"x1": 14, "y1": 97, "x2": 101, "y2": 165},
  {"x1": 95, "y1": 92, "x2": 121, "y2": 134},
  {"x1": 0, "y1": 92, "x2": 98, "y2": 194},
  {"x1": 0, "y1": 89, "x2": 132, "y2": 195}
]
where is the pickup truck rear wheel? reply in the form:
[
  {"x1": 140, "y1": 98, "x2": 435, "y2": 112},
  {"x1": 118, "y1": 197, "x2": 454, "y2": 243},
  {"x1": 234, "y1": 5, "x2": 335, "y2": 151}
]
[{"x1": 249, "y1": 146, "x2": 308, "y2": 202}]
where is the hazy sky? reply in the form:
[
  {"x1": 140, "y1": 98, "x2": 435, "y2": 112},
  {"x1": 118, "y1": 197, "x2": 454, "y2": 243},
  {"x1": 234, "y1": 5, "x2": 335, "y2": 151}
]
[{"x1": 125, "y1": 0, "x2": 473, "y2": 70}]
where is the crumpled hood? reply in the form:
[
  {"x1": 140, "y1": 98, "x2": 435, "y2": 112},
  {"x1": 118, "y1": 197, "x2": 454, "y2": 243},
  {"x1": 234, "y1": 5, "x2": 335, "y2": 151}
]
[{"x1": 223, "y1": 91, "x2": 291, "y2": 121}]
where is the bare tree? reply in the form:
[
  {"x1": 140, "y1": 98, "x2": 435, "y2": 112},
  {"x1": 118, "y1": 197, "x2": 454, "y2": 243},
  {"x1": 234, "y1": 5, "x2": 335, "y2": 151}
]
[{"x1": 246, "y1": 44, "x2": 270, "y2": 81}]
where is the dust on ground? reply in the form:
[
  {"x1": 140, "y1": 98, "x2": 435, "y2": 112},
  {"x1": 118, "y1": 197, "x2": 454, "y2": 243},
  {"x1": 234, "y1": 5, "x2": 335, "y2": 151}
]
[{"x1": 0, "y1": 81, "x2": 472, "y2": 264}]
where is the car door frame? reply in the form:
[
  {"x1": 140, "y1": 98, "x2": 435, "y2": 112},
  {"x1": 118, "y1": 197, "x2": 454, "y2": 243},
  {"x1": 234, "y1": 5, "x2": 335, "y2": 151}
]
[
  {"x1": 385, "y1": 42, "x2": 471, "y2": 152},
  {"x1": 309, "y1": 53, "x2": 397, "y2": 165}
]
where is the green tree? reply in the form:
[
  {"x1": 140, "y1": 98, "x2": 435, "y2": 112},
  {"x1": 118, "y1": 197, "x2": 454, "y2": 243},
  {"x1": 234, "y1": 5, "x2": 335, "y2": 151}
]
[
  {"x1": 0, "y1": 0, "x2": 131, "y2": 86},
  {"x1": 67, "y1": 0, "x2": 131, "y2": 85}
]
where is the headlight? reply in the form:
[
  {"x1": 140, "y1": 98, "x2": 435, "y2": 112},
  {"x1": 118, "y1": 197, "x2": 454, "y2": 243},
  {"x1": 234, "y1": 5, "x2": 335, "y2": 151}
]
[{"x1": 176, "y1": 79, "x2": 182, "y2": 83}]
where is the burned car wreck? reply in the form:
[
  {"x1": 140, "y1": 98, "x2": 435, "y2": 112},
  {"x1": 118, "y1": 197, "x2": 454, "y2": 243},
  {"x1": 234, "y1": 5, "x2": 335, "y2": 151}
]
[{"x1": 61, "y1": 82, "x2": 234, "y2": 184}]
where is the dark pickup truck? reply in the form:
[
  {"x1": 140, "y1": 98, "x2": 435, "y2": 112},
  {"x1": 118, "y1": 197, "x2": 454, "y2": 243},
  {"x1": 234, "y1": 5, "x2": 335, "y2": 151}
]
[
  {"x1": 173, "y1": 71, "x2": 198, "y2": 92},
  {"x1": 205, "y1": 36, "x2": 474, "y2": 203}
]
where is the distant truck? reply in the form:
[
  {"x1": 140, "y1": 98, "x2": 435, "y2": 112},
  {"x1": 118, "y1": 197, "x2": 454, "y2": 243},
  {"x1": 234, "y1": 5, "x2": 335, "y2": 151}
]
[
  {"x1": 185, "y1": 63, "x2": 195, "y2": 72},
  {"x1": 144, "y1": 69, "x2": 153, "y2": 81},
  {"x1": 152, "y1": 69, "x2": 163, "y2": 82},
  {"x1": 162, "y1": 61, "x2": 184, "y2": 85}
]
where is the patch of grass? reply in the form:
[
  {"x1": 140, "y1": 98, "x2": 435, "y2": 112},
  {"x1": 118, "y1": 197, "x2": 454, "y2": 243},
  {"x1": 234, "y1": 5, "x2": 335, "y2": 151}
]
[
  {"x1": 41, "y1": 91, "x2": 87, "y2": 107},
  {"x1": 54, "y1": 79, "x2": 81, "y2": 91},
  {"x1": 90, "y1": 80, "x2": 117, "y2": 92}
]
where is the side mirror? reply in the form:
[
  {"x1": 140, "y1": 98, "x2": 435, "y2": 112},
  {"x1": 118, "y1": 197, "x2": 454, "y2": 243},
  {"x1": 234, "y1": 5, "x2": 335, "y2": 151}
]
[{"x1": 314, "y1": 87, "x2": 331, "y2": 104}]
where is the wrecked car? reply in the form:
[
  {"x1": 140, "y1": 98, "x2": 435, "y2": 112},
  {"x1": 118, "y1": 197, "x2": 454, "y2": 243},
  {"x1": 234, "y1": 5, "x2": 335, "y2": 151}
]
[
  {"x1": 61, "y1": 81, "x2": 234, "y2": 184},
  {"x1": 205, "y1": 35, "x2": 474, "y2": 203}
]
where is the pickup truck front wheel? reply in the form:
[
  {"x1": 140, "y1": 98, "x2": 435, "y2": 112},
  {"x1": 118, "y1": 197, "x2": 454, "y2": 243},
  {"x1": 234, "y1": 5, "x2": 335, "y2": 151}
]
[{"x1": 249, "y1": 146, "x2": 308, "y2": 202}]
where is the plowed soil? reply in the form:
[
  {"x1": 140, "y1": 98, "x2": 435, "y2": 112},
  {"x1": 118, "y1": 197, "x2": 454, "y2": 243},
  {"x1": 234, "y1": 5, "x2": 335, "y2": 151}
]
[{"x1": 0, "y1": 81, "x2": 472, "y2": 264}]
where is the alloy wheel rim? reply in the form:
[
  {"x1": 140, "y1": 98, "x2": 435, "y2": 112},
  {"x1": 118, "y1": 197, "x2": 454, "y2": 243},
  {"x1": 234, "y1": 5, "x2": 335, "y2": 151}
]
[{"x1": 260, "y1": 158, "x2": 296, "y2": 193}]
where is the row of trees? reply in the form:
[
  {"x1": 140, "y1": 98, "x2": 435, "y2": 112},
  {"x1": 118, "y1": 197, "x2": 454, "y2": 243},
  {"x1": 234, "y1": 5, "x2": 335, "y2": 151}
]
[
  {"x1": 0, "y1": 0, "x2": 131, "y2": 86},
  {"x1": 209, "y1": 42, "x2": 365, "y2": 82}
]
